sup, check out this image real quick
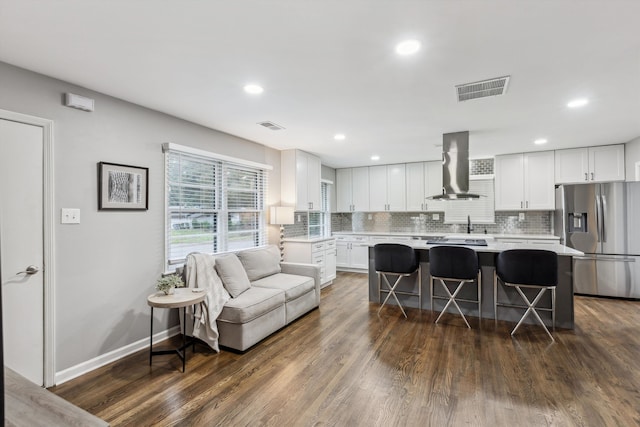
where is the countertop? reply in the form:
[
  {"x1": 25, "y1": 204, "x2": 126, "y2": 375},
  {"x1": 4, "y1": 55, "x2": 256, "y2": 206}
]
[
  {"x1": 366, "y1": 239, "x2": 583, "y2": 256},
  {"x1": 282, "y1": 236, "x2": 336, "y2": 243},
  {"x1": 332, "y1": 231, "x2": 560, "y2": 240}
]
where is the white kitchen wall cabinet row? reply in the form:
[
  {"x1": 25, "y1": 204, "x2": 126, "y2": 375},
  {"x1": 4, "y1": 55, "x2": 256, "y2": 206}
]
[
  {"x1": 555, "y1": 144, "x2": 625, "y2": 184},
  {"x1": 281, "y1": 149, "x2": 322, "y2": 211},
  {"x1": 494, "y1": 151, "x2": 556, "y2": 211},
  {"x1": 334, "y1": 143, "x2": 626, "y2": 214}
]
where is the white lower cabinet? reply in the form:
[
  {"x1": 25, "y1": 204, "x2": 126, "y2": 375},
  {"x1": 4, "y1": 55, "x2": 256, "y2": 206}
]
[
  {"x1": 335, "y1": 235, "x2": 370, "y2": 270},
  {"x1": 283, "y1": 238, "x2": 337, "y2": 288}
]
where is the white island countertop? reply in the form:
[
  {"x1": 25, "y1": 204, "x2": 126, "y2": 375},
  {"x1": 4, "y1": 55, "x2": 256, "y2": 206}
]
[{"x1": 367, "y1": 239, "x2": 583, "y2": 256}]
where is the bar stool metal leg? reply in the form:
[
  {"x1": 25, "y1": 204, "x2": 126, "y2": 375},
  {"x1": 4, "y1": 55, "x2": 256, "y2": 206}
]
[
  {"x1": 511, "y1": 286, "x2": 555, "y2": 341},
  {"x1": 378, "y1": 273, "x2": 408, "y2": 318},
  {"x1": 434, "y1": 279, "x2": 471, "y2": 329}
]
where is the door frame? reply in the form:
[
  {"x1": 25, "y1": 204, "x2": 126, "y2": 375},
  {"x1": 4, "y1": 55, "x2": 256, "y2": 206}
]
[{"x1": 0, "y1": 108, "x2": 55, "y2": 387}]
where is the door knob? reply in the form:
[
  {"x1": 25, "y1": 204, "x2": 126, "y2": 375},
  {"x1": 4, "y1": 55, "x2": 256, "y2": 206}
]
[{"x1": 16, "y1": 265, "x2": 39, "y2": 275}]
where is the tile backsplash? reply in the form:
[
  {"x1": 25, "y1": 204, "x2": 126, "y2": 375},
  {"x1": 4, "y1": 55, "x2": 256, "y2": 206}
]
[{"x1": 331, "y1": 211, "x2": 552, "y2": 235}]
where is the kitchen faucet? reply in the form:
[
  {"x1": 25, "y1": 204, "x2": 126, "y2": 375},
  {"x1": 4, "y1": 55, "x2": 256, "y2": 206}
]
[{"x1": 467, "y1": 215, "x2": 473, "y2": 234}]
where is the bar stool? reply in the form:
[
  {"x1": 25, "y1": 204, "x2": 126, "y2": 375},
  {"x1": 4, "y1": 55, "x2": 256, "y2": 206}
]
[
  {"x1": 375, "y1": 243, "x2": 421, "y2": 318},
  {"x1": 429, "y1": 246, "x2": 481, "y2": 328},
  {"x1": 494, "y1": 249, "x2": 558, "y2": 341}
]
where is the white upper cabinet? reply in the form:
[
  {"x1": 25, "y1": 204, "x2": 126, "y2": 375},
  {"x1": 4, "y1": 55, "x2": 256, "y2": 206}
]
[
  {"x1": 405, "y1": 161, "x2": 446, "y2": 212},
  {"x1": 555, "y1": 145, "x2": 625, "y2": 184},
  {"x1": 281, "y1": 149, "x2": 322, "y2": 211},
  {"x1": 495, "y1": 151, "x2": 555, "y2": 211},
  {"x1": 336, "y1": 168, "x2": 353, "y2": 212},
  {"x1": 524, "y1": 151, "x2": 556, "y2": 209},
  {"x1": 424, "y1": 160, "x2": 446, "y2": 212},
  {"x1": 336, "y1": 167, "x2": 369, "y2": 212},
  {"x1": 405, "y1": 162, "x2": 426, "y2": 211},
  {"x1": 369, "y1": 164, "x2": 406, "y2": 211}
]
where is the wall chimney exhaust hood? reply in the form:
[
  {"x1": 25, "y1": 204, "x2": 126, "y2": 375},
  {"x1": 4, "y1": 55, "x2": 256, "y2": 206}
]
[{"x1": 427, "y1": 131, "x2": 481, "y2": 200}]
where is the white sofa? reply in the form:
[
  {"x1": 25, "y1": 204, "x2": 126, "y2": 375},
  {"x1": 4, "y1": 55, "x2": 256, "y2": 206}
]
[{"x1": 183, "y1": 245, "x2": 321, "y2": 351}]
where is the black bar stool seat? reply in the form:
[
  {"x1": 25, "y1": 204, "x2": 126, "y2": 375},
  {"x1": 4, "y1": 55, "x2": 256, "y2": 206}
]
[
  {"x1": 374, "y1": 243, "x2": 421, "y2": 318},
  {"x1": 429, "y1": 245, "x2": 481, "y2": 328},
  {"x1": 494, "y1": 249, "x2": 558, "y2": 341}
]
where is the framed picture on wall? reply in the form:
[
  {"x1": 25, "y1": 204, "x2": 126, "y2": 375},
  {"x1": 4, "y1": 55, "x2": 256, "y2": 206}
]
[{"x1": 98, "y1": 162, "x2": 149, "y2": 210}]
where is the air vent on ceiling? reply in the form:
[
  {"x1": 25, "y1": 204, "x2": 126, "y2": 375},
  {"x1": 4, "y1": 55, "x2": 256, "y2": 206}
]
[
  {"x1": 455, "y1": 76, "x2": 510, "y2": 102},
  {"x1": 257, "y1": 121, "x2": 285, "y2": 131}
]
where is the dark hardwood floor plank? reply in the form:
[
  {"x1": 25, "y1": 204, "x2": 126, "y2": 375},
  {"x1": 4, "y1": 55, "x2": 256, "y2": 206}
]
[{"x1": 49, "y1": 271, "x2": 640, "y2": 426}]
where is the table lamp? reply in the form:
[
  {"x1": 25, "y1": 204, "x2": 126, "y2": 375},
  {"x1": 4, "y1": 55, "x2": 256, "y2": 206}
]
[{"x1": 270, "y1": 206, "x2": 295, "y2": 260}]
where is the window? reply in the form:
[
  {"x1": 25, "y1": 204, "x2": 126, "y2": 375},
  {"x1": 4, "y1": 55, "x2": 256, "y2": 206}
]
[
  {"x1": 164, "y1": 144, "x2": 269, "y2": 269},
  {"x1": 308, "y1": 181, "x2": 331, "y2": 238}
]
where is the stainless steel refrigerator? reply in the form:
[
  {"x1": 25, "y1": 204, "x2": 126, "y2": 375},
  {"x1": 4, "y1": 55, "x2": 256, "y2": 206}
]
[{"x1": 555, "y1": 182, "x2": 640, "y2": 298}]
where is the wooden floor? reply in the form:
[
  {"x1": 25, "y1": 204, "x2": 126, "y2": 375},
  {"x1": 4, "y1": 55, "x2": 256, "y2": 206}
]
[{"x1": 50, "y1": 272, "x2": 640, "y2": 426}]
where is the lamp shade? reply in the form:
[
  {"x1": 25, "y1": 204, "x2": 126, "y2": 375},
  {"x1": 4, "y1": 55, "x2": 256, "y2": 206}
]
[{"x1": 270, "y1": 206, "x2": 295, "y2": 225}]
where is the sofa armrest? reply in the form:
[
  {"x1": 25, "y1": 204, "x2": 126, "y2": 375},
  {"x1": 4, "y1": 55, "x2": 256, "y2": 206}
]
[{"x1": 280, "y1": 262, "x2": 321, "y2": 304}]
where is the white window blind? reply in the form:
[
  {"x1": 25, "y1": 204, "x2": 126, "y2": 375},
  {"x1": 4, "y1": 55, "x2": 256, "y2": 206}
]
[
  {"x1": 308, "y1": 182, "x2": 331, "y2": 238},
  {"x1": 444, "y1": 178, "x2": 495, "y2": 224},
  {"x1": 165, "y1": 147, "x2": 268, "y2": 269}
]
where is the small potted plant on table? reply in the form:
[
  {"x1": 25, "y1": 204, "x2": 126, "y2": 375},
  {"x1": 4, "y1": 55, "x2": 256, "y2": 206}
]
[{"x1": 156, "y1": 274, "x2": 184, "y2": 295}]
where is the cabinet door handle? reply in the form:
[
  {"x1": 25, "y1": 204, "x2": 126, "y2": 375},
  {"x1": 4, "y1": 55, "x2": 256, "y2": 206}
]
[
  {"x1": 591, "y1": 172, "x2": 594, "y2": 181},
  {"x1": 585, "y1": 172, "x2": 588, "y2": 181},
  {"x1": 526, "y1": 201, "x2": 529, "y2": 208},
  {"x1": 520, "y1": 201, "x2": 523, "y2": 208}
]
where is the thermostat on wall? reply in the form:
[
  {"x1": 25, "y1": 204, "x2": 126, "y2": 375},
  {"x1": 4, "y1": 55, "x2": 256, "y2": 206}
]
[{"x1": 64, "y1": 93, "x2": 95, "y2": 112}]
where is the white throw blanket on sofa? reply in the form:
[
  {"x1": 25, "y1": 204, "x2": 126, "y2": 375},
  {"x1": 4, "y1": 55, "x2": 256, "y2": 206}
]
[{"x1": 185, "y1": 253, "x2": 230, "y2": 352}]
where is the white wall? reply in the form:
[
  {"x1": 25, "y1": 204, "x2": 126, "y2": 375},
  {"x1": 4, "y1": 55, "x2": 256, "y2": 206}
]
[
  {"x1": 625, "y1": 136, "x2": 640, "y2": 181},
  {"x1": 0, "y1": 61, "x2": 281, "y2": 373}
]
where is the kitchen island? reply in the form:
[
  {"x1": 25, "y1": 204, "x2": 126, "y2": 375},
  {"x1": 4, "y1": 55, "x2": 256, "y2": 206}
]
[{"x1": 367, "y1": 240, "x2": 582, "y2": 329}]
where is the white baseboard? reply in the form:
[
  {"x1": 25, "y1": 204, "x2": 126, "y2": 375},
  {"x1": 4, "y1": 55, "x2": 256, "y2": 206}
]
[{"x1": 54, "y1": 326, "x2": 181, "y2": 385}]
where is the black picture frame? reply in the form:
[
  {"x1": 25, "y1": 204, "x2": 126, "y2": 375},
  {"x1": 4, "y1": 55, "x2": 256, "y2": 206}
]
[{"x1": 98, "y1": 162, "x2": 149, "y2": 210}]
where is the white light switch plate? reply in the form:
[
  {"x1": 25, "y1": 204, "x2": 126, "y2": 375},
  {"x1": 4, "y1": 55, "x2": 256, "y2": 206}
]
[
  {"x1": 61, "y1": 208, "x2": 80, "y2": 224},
  {"x1": 519, "y1": 212, "x2": 525, "y2": 221},
  {"x1": 432, "y1": 213, "x2": 440, "y2": 220}
]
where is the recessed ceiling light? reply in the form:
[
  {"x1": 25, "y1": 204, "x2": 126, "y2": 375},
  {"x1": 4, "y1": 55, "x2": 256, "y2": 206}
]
[
  {"x1": 534, "y1": 138, "x2": 548, "y2": 145},
  {"x1": 395, "y1": 39, "x2": 421, "y2": 55},
  {"x1": 244, "y1": 84, "x2": 264, "y2": 95},
  {"x1": 567, "y1": 98, "x2": 588, "y2": 108},
  {"x1": 334, "y1": 134, "x2": 346, "y2": 141},
  {"x1": 371, "y1": 155, "x2": 380, "y2": 161}
]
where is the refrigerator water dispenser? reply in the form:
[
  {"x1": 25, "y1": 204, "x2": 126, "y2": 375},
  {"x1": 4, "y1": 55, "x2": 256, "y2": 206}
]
[{"x1": 568, "y1": 212, "x2": 587, "y2": 232}]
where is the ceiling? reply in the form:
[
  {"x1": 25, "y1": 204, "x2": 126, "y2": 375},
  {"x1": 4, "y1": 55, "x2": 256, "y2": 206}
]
[{"x1": 1, "y1": 0, "x2": 639, "y2": 168}]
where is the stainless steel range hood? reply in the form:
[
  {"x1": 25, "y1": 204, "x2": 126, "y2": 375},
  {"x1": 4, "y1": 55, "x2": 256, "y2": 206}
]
[{"x1": 427, "y1": 131, "x2": 481, "y2": 200}]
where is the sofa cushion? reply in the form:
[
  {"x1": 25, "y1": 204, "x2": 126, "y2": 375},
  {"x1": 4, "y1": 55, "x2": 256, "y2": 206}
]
[
  {"x1": 215, "y1": 254, "x2": 251, "y2": 298},
  {"x1": 217, "y1": 286, "x2": 285, "y2": 324},
  {"x1": 251, "y1": 273, "x2": 315, "y2": 302},
  {"x1": 237, "y1": 245, "x2": 282, "y2": 281}
]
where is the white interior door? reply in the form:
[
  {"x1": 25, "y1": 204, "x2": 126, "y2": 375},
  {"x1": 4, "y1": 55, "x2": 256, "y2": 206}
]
[{"x1": 0, "y1": 118, "x2": 44, "y2": 385}]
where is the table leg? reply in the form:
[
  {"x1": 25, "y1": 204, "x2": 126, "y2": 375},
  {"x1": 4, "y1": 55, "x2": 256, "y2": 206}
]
[
  {"x1": 182, "y1": 306, "x2": 186, "y2": 373},
  {"x1": 149, "y1": 306, "x2": 153, "y2": 366},
  {"x1": 192, "y1": 304, "x2": 196, "y2": 352}
]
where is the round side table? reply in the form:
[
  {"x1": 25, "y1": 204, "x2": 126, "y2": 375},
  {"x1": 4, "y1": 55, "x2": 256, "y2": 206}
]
[{"x1": 147, "y1": 288, "x2": 206, "y2": 372}]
